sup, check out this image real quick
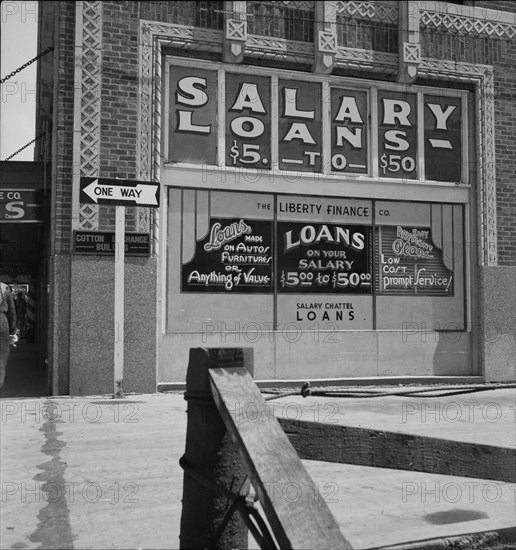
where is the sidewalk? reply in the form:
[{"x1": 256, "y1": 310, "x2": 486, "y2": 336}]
[{"x1": 0, "y1": 387, "x2": 514, "y2": 549}]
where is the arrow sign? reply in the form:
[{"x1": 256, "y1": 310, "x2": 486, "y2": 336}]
[{"x1": 80, "y1": 177, "x2": 159, "y2": 207}]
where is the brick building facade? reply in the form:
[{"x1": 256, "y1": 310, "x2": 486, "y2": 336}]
[{"x1": 35, "y1": 1, "x2": 516, "y2": 395}]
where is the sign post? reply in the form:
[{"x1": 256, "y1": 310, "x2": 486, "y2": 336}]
[
  {"x1": 80, "y1": 177, "x2": 159, "y2": 398},
  {"x1": 114, "y1": 205, "x2": 125, "y2": 397}
]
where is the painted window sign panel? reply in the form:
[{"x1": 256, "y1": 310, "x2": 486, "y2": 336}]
[
  {"x1": 330, "y1": 88, "x2": 368, "y2": 174},
  {"x1": 377, "y1": 91, "x2": 418, "y2": 180},
  {"x1": 168, "y1": 67, "x2": 217, "y2": 164},
  {"x1": 226, "y1": 73, "x2": 271, "y2": 169},
  {"x1": 181, "y1": 218, "x2": 273, "y2": 293},
  {"x1": 168, "y1": 190, "x2": 274, "y2": 332},
  {"x1": 278, "y1": 79, "x2": 322, "y2": 172},
  {"x1": 277, "y1": 223, "x2": 372, "y2": 294},
  {"x1": 180, "y1": 190, "x2": 274, "y2": 294},
  {"x1": 376, "y1": 226, "x2": 454, "y2": 295},
  {"x1": 375, "y1": 201, "x2": 461, "y2": 296},
  {"x1": 424, "y1": 95, "x2": 462, "y2": 182},
  {"x1": 374, "y1": 202, "x2": 465, "y2": 330},
  {"x1": 276, "y1": 196, "x2": 374, "y2": 329}
]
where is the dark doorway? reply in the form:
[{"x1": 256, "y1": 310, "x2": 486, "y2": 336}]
[{"x1": 1, "y1": 162, "x2": 50, "y2": 398}]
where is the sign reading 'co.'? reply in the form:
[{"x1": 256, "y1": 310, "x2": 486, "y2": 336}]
[
  {"x1": 168, "y1": 64, "x2": 464, "y2": 183},
  {"x1": 0, "y1": 189, "x2": 43, "y2": 222}
]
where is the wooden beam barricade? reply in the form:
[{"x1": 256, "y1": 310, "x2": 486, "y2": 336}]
[
  {"x1": 278, "y1": 418, "x2": 516, "y2": 483},
  {"x1": 179, "y1": 347, "x2": 515, "y2": 549},
  {"x1": 179, "y1": 348, "x2": 253, "y2": 550},
  {"x1": 209, "y1": 365, "x2": 352, "y2": 550}
]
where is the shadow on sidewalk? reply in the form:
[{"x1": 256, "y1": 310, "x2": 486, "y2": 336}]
[{"x1": 0, "y1": 339, "x2": 49, "y2": 399}]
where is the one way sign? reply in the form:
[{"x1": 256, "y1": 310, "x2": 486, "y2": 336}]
[{"x1": 80, "y1": 177, "x2": 160, "y2": 207}]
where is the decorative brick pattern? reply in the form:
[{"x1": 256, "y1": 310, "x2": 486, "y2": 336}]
[
  {"x1": 403, "y1": 42, "x2": 420, "y2": 64},
  {"x1": 227, "y1": 19, "x2": 247, "y2": 41},
  {"x1": 246, "y1": 34, "x2": 314, "y2": 60},
  {"x1": 80, "y1": 2, "x2": 102, "y2": 175},
  {"x1": 79, "y1": 204, "x2": 98, "y2": 230},
  {"x1": 78, "y1": 1, "x2": 102, "y2": 231},
  {"x1": 420, "y1": 9, "x2": 516, "y2": 40},
  {"x1": 334, "y1": 1, "x2": 398, "y2": 23},
  {"x1": 318, "y1": 30, "x2": 337, "y2": 53},
  {"x1": 335, "y1": 47, "x2": 397, "y2": 72}
]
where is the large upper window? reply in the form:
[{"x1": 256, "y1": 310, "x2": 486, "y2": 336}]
[
  {"x1": 166, "y1": 1, "x2": 225, "y2": 30},
  {"x1": 194, "y1": 1, "x2": 224, "y2": 30},
  {"x1": 247, "y1": 1, "x2": 315, "y2": 42}
]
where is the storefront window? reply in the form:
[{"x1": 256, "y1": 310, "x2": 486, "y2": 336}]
[{"x1": 167, "y1": 190, "x2": 465, "y2": 332}]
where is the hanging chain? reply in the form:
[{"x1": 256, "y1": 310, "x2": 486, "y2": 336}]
[
  {"x1": 3, "y1": 133, "x2": 47, "y2": 161},
  {"x1": 0, "y1": 46, "x2": 54, "y2": 84},
  {"x1": 1, "y1": 46, "x2": 54, "y2": 159}
]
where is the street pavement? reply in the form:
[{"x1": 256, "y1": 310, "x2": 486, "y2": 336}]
[{"x1": 0, "y1": 386, "x2": 515, "y2": 549}]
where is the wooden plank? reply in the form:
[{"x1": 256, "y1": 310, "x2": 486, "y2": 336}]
[
  {"x1": 279, "y1": 418, "x2": 516, "y2": 483},
  {"x1": 209, "y1": 367, "x2": 353, "y2": 550}
]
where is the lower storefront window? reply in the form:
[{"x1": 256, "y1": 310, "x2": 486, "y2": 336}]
[{"x1": 167, "y1": 188, "x2": 465, "y2": 333}]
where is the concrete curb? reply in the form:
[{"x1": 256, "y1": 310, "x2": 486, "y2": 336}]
[{"x1": 371, "y1": 525, "x2": 516, "y2": 549}]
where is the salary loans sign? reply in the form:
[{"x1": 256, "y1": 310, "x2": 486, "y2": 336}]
[
  {"x1": 169, "y1": 66, "x2": 463, "y2": 182},
  {"x1": 80, "y1": 177, "x2": 159, "y2": 207}
]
